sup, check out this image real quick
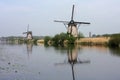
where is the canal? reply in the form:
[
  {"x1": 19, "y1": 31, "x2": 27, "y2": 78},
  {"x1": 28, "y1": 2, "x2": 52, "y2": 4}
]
[{"x1": 0, "y1": 42, "x2": 120, "y2": 80}]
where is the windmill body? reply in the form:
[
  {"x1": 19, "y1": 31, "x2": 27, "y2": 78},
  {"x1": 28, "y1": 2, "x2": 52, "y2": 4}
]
[
  {"x1": 68, "y1": 24, "x2": 78, "y2": 37},
  {"x1": 54, "y1": 5, "x2": 90, "y2": 37},
  {"x1": 27, "y1": 31, "x2": 33, "y2": 40}
]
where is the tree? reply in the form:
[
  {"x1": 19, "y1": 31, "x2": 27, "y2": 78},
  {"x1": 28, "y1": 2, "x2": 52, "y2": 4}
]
[
  {"x1": 108, "y1": 34, "x2": 120, "y2": 48},
  {"x1": 78, "y1": 32, "x2": 84, "y2": 38},
  {"x1": 44, "y1": 36, "x2": 52, "y2": 45}
]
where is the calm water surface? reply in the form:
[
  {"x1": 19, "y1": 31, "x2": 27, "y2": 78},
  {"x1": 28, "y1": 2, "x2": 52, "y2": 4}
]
[{"x1": 0, "y1": 42, "x2": 120, "y2": 80}]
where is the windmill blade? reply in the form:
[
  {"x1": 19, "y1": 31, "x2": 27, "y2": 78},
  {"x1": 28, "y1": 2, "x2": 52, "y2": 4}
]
[
  {"x1": 54, "y1": 20, "x2": 69, "y2": 24},
  {"x1": 27, "y1": 24, "x2": 29, "y2": 32},
  {"x1": 23, "y1": 32, "x2": 27, "y2": 34},
  {"x1": 71, "y1": 5, "x2": 75, "y2": 20},
  {"x1": 74, "y1": 21, "x2": 90, "y2": 24}
]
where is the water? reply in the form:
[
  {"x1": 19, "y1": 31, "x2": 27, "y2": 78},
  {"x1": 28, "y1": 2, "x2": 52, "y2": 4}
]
[{"x1": 0, "y1": 42, "x2": 120, "y2": 80}]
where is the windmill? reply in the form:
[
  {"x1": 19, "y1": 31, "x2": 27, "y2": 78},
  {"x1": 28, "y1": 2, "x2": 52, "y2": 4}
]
[
  {"x1": 23, "y1": 24, "x2": 33, "y2": 40},
  {"x1": 54, "y1": 5, "x2": 90, "y2": 37},
  {"x1": 55, "y1": 46, "x2": 90, "y2": 80}
]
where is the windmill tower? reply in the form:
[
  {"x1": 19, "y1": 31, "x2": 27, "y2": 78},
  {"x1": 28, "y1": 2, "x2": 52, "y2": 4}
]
[
  {"x1": 23, "y1": 24, "x2": 33, "y2": 40},
  {"x1": 54, "y1": 5, "x2": 90, "y2": 37}
]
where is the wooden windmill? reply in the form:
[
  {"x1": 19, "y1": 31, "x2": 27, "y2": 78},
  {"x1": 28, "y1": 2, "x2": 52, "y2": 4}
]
[
  {"x1": 23, "y1": 24, "x2": 33, "y2": 40},
  {"x1": 54, "y1": 5, "x2": 90, "y2": 37}
]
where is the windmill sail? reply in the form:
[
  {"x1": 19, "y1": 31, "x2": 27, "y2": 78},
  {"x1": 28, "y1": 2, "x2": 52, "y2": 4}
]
[
  {"x1": 74, "y1": 21, "x2": 90, "y2": 24},
  {"x1": 71, "y1": 5, "x2": 75, "y2": 20},
  {"x1": 54, "y1": 20, "x2": 69, "y2": 24}
]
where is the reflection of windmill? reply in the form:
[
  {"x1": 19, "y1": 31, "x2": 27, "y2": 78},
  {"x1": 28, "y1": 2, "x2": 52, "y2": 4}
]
[
  {"x1": 26, "y1": 44, "x2": 33, "y2": 58},
  {"x1": 55, "y1": 46, "x2": 90, "y2": 80},
  {"x1": 54, "y1": 5, "x2": 90, "y2": 37},
  {"x1": 23, "y1": 24, "x2": 33, "y2": 40}
]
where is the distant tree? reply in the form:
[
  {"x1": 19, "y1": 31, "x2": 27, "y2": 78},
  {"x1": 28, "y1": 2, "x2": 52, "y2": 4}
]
[
  {"x1": 44, "y1": 36, "x2": 52, "y2": 45},
  {"x1": 108, "y1": 33, "x2": 120, "y2": 47},
  {"x1": 52, "y1": 34, "x2": 60, "y2": 45},
  {"x1": 109, "y1": 37, "x2": 120, "y2": 47},
  {"x1": 111, "y1": 33, "x2": 120, "y2": 37},
  {"x1": 96, "y1": 35, "x2": 101, "y2": 37},
  {"x1": 92, "y1": 34, "x2": 96, "y2": 37},
  {"x1": 78, "y1": 32, "x2": 84, "y2": 38},
  {"x1": 102, "y1": 34, "x2": 111, "y2": 37}
]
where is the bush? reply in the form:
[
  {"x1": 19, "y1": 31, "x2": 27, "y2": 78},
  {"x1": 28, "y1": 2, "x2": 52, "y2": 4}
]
[
  {"x1": 44, "y1": 32, "x2": 77, "y2": 46},
  {"x1": 109, "y1": 37, "x2": 120, "y2": 48},
  {"x1": 67, "y1": 35, "x2": 76, "y2": 44},
  {"x1": 44, "y1": 36, "x2": 52, "y2": 45}
]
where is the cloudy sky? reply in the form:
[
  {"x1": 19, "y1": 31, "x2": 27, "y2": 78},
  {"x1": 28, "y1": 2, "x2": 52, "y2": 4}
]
[{"x1": 0, "y1": 0, "x2": 120, "y2": 37}]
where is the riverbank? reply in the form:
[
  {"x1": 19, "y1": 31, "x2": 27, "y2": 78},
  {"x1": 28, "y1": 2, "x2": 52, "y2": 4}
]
[
  {"x1": 37, "y1": 37, "x2": 110, "y2": 46},
  {"x1": 1, "y1": 35, "x2": 119, "y2": 47}
]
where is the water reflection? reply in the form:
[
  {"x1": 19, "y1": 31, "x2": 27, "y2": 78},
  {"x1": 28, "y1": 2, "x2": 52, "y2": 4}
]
[
  {"x1": 109, "y1": 48, "x2": 120, "y2": 56},
  {"x1": 55, "y1": 45, "x2": 90, "y2": 80},
  {"x1": 26, "y1": 43, "x2": 33, "y2": 57},
  {"x1": 1, "y1": 42, "x2": 120, "y2": 80}
]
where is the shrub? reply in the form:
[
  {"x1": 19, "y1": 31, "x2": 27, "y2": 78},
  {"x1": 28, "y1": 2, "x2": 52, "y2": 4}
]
[
  {"x1": 109, "y1": 37, "x2": 120, "y2": 48},
  {"x1": 44, "y1": 36, "x2": 52, "y2": 45}
]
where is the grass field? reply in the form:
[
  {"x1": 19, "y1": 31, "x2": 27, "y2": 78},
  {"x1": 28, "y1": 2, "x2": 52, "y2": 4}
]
[{"x1": 76, "y1": 37, "x2": 110, "y2": 45}]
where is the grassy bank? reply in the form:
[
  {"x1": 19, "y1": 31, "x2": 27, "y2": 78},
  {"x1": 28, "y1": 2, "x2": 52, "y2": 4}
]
[
  {"x1": 76, "y1": 37, "x2": 110, "y2": 46},
  {"x1": 2, "y1": 33, "x2": 120, "y2": 48}
]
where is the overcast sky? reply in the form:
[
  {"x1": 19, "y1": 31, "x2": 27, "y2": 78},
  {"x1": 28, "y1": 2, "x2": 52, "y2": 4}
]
[{"x1": 0, "y1": 0, "x2": 120, "y2": 37}]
